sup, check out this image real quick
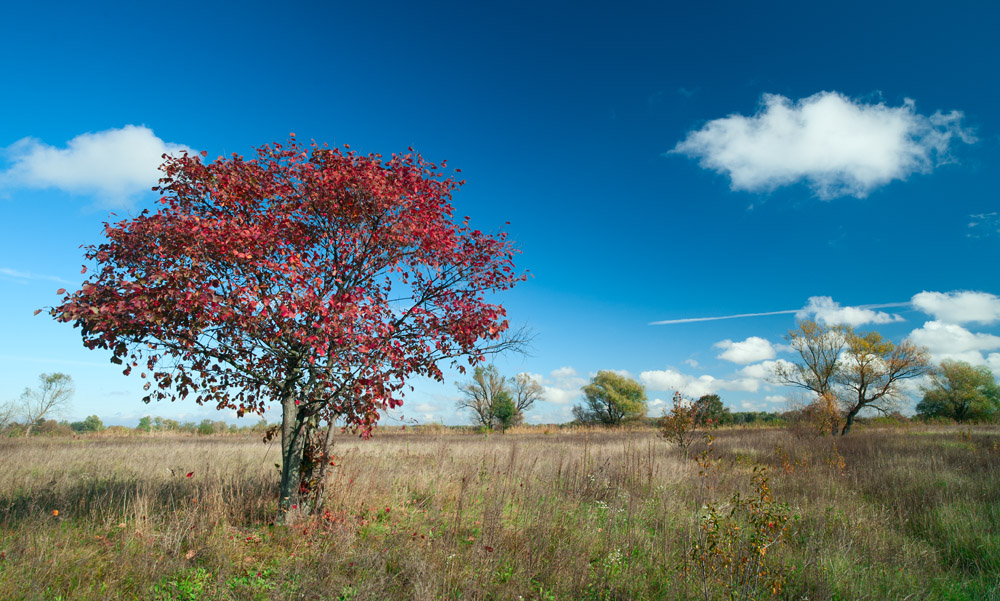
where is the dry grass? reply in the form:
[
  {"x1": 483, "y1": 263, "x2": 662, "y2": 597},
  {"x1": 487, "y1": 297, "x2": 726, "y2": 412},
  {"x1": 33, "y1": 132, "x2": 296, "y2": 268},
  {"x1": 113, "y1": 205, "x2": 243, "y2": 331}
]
[{"x1": 0, "y1": 425, "x2": 998, "y2": 600}]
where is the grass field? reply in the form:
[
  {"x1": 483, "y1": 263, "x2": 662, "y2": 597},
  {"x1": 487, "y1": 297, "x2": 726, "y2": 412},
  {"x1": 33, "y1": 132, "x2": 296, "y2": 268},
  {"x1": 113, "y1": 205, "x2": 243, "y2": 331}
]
[{"x1": 0, "y1": 424, "x2": 998, "y2": 600}]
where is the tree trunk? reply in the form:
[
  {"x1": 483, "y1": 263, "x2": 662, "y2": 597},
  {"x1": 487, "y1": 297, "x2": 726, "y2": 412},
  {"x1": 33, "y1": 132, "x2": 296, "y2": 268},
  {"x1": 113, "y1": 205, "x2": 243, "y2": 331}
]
[
  {"x1": 311, "y1": 418, "x2": 339, "y2": 512},
  {"x1": 840, "y1": 409, "x2": 859, "y2": 436},
  {"x1": 277, "y1": 397, "x2": 310, "y2": 524}
]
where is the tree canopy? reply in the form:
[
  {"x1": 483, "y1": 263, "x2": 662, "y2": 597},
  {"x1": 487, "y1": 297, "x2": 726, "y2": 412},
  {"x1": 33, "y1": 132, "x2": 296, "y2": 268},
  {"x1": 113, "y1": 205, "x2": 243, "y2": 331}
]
[
  {"x1": 773, "y1": 321, "x2": 929, "y2": 435},
  {"x1": 573, "y1": 371, "x2": 647, "y2": 426},
  {"x1": 916, "y1": 360, "x2": 1000, "y2": 421},
  {"x1": 692, "y1": 394, "x2": 733, "y2": 426},
  {"x1": 456, "y1": 365, "x2": 542, "y2": 429},
  {"x1": 50, "y1": 137, "x2": 526, "y2": 520}
]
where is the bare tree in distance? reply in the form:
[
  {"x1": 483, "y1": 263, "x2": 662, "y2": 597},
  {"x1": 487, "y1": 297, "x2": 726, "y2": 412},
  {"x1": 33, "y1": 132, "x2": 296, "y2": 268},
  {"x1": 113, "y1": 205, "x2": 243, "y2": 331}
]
[
  {"x1": 457, "y1": 366, "x2": 543, "y2": 429},
  {"x1": 19, "y1": 373, "x2": 74, "y2": 436},
  {"x1": 511, "y1": 372, "x2": 544, "y2": 425},
  {"x1": 0, "y1": 399, "x2": 17, "y2": 430},
  {"x1": 456, "y1": 365, "x2": 510, "y2": 429}
]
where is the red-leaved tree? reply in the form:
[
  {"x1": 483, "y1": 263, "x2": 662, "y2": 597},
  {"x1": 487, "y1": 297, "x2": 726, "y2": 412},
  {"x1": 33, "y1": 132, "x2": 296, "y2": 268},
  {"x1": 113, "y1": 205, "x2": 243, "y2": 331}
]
[{"x1": 48, "y1": 136, "x2": 527, "y2": 521}]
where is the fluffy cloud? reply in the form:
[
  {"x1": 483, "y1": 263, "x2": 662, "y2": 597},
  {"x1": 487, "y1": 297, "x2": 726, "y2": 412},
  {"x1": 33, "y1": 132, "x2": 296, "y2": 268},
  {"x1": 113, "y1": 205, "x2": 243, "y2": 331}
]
[
  {"x1": 640, "y1": 368, "x2": 762, "y2": 397},
  {"x1": 522, "y1": 367, "x2": 587, "y2": 405},
  {"x1": 0, "y1": 125, "x2": 195, "y2": 207},
  {"x1": 988, "y1": 354, "x2": 1000, "y2": 377},
  {"x1": 911, "y1": 290, "x2": 1000, "y2": 325},
  {"x1": 738, "y1": 359, "x2": 796, "y2": 380},
  {"x1": 640, "y1": 368, "x2": 718, "y2": 398},
  {"x1": 649, "y1": 398, "x2": 668, "y2": 411},
  {"x1": 717, "y1": 378, "x2": 761, "y2": 393},
  {"x1": 908, "y1": 321, "x2": 1000, "y2": 359},
  {"x1": 797, "y1": 296, "x2": 904, "y2": 327},
  {"x1": 671, "y1": 92, "x2": 974, "y2": 199},
  {"x1": 714, "y1": 336, "x2": 776, "y2": 364}
]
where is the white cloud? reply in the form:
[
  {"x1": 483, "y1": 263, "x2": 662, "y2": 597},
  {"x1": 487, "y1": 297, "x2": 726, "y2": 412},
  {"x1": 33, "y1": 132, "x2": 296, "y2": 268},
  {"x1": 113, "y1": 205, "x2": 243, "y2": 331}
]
[
  {"x1": 908, "y1": 321, "x2": 1000, "y2": 359},
  {"x1": 717, "y1": 378, "x2": 761, "y2": 393},
  {"x1": 684, "y1": 358, "x2": 700, "y2": 368},
  {"x1": 521, "y1": 367, "x2": 587, "y2": 406},
  {"x1": 640, "y1": 368, "x2": 695, "y2": 393},
  {"x1": 797, "y1": 296, "x2": 904, "y2": 327},
  {"x1": 649, "y1": 397, "x2": 668, "y2": 411},
  {"x1": 549, "y1": 366, "x2": 587, "y2": 389},
  {"x1": 639, "y1": 368, "x2": 747, "y2": 398},
  {"x1": 1, "y1": 125, "x2": 195, "y2": 207},
  {"x1": 911, "y1": 290, "x2": 1000, "y2": 325},
  {"x1": 988, "y1": 354, "x2": 1000, "y2": 378},
  {"x1": 671, "y1": 91, "x2": 974, "y2": 199},
  {"x1": 550, "y1": 366, "x2": 577, "y2": 380},
  {"x1": 714, "y1": 336, "x2": 776, "y2": 364},
  {"x1": 738, "y1": 359, "x2": 796, "y2": 380},
  {"x1": 543, "y1": 386, "x2": 578, "y2": 405}
]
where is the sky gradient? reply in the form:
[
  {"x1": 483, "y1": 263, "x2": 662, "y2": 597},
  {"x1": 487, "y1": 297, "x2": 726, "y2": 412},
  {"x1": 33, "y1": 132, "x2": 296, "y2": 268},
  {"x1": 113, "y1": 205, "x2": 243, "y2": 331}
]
[{"x1": 2, "y1": 1, "x2": 999, "y2": 426}]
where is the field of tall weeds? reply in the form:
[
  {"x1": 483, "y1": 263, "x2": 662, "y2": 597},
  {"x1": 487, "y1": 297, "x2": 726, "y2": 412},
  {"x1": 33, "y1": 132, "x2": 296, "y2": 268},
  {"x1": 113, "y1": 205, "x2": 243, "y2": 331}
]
[{"x1": 0, "y1": 424, "x2": 997, "y2": 600}]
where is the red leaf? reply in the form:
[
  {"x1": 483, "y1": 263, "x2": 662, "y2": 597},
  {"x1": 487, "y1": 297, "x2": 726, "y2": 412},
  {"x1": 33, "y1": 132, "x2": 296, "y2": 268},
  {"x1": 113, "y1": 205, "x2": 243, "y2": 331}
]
[
  {"x1": 186, "y1": 472, "x2": 194, "y2": 478},
  {"x1": 56, "y1": 288, "x2": 66, "y2": 295}
]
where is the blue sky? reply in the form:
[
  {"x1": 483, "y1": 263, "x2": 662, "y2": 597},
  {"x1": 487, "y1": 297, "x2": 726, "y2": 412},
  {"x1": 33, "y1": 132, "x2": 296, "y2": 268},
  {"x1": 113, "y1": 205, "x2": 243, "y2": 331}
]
[{"x1": 2, "y1": 1, "x2": 999, "y2": 426}]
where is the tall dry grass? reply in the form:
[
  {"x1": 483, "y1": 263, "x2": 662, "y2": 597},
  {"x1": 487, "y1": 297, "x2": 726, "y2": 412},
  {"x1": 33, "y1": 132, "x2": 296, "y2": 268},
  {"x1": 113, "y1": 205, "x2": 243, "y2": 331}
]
[{"x1": 0, "y1": 425, "x2": 997, "y2": 600}]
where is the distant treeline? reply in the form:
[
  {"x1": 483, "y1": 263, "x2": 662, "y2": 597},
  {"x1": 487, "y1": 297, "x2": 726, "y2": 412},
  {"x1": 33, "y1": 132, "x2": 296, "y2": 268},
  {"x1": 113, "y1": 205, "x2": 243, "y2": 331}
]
[
  {"x1": 1, "y1": 409, "x2": 983, "y2": 438},
  {"x1": 0, "y1": 415, "x2": 272, "y2": 437}
]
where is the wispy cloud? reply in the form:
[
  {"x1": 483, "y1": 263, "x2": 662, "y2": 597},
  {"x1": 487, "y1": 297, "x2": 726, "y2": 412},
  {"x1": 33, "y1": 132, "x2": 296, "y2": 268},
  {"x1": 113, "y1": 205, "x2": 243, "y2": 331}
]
[
  {"x1": 650, "y1": 308, "x2": 800, "y2": 325},
  {"x1": 671, "y1": 91, "x2": 975, "y2": 199},
  {"x1": 651, "y1": 300, "x2": 907, "y2": 326},
  {"x1": 0, "y1": 125, "x2": 195, "y2": 208},
  {"x1": 0, "y1": 267, "x2": 74, "y2": 285},
  {"x1": 967, "y1": 212, "x2": 999, "y2": 238}
]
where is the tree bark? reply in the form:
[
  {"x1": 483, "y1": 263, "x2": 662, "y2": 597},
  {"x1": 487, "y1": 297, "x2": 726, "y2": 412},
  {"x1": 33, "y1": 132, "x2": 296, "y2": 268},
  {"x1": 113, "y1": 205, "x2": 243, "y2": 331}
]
[
  {"x1": 278, "y1": 396, "x2": 310, "y2": 524},
  {"x1": 311, "y1": 417, "x2": 339, "y2": 512},
  {"x1": 840, "y1": 409, "x2": 859, "y2": 436}
]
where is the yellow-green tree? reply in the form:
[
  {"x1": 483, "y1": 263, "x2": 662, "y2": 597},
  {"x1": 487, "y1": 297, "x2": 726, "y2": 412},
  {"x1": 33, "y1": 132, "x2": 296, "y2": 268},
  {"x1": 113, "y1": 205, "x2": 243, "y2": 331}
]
[
  {"x1": 773, "y1": 321, "x2": 929, "y2": 435},
  {"x1": 573, "y1": 371, "x2": 647, "y2": 426},
  {"x1": 837, "y1": 330, "x2": 928, "y2": 434},
  {"x1": 916, "y1": 360, "x2": 1000, "y2": 421}
]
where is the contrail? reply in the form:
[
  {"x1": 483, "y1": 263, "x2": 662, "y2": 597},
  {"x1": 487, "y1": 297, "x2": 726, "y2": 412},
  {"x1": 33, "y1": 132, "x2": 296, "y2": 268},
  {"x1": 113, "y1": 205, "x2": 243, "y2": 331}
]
[{"x1": 649, "y1": 302, "x2": 911, "y2": 325}]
